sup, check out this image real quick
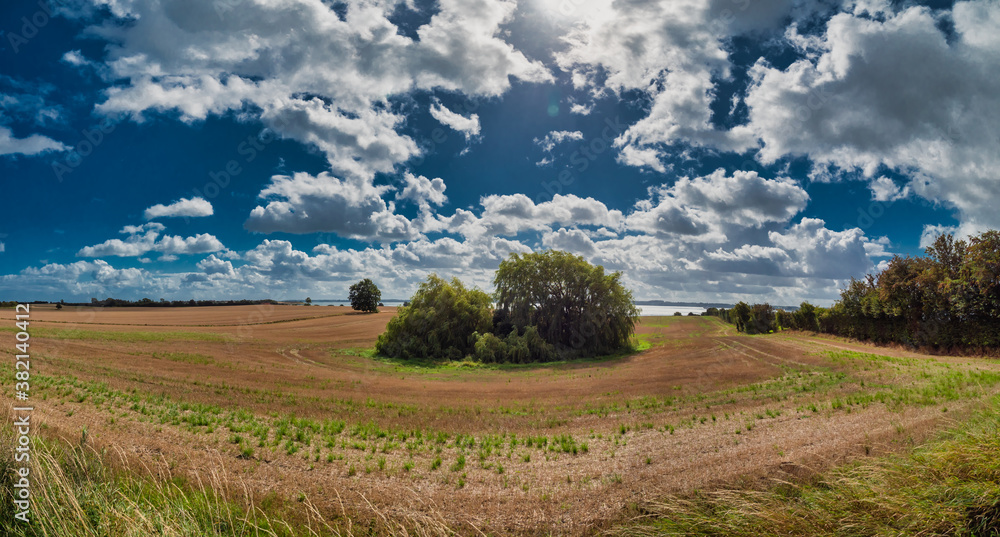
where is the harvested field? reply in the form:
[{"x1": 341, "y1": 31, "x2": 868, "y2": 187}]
[{"x1": 4, "y1": 304, "x2": 1000, "y2": 535}]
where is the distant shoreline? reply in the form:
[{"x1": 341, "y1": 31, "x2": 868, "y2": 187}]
[{"x1": 8, "y1": 298, "x2": 803, "y2": 311}]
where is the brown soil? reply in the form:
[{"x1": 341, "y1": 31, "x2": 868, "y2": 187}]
[
  {"x1": 4, "y1": 306, "x2": 997, "y2": 535},
  {"x1": 22, "y1": 303, "x2": 379, "y2": 328}
]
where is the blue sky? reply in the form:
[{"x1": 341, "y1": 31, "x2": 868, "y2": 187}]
[{"x1": 1, "y1": 0, "x2": 995, "y2": 304}]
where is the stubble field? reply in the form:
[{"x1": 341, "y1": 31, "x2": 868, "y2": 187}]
[{"x1": 4, "y1": 304, "x2": 1000, "y2": 535}]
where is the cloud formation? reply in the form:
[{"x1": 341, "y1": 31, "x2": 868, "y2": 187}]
[
  {"x1": 144, "y1": 197, "x2": 214, "y2": 220},
  {"x1": 0, "y1": 126, "x2": 67, "y2": 156},
  {"x1": 17, "y1": 163, "x2": 890, "y2": 305},
  {"x1": 88, "y1": 0, "x2": 548, "y2": 183},
  {"x1": 6, "y1": 0, "x2": 966, "y2": 306},
  {"x1": 627, "y1": 169, "x2": 809, "y2": 241},
  {"x1": 77, "y1": 223, "x2": 225, "y2": 258},
  {"x1": 245, "y1": 172, "x2": 421, "y2": 241},
  {"x1": 396, "y1": 173, "x2": 448, "y2": 212},
  {"x1": 744, "y1": 2, "x2": 1000, "y2": 236},
  {"x1": 548, "y1": 0, "x2": 998, "y2": 243},
  {"x1": 429, "y1": 103, "x2": 481, "y2": 141}
]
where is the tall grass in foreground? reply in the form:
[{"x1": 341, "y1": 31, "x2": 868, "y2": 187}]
[
  {"x1": 617, "y1": 397, "x2": 1000, "y2": 536},
  {"x1": 0, "y1": 421, "x2": 456, "y2": 537},
  {"x1": 6, "y1": 394, "x2": 1000, "y2": 536}
]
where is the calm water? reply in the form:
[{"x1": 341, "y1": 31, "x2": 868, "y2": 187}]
[
  {"x1": 309, "y1": 300, "x2": 405, "y2": 307},
  {"x1": 636, "y1": 305, "x2": 707, "y2": 317}
]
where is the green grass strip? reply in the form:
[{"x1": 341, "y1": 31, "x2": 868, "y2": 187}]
[{"x1": 616, "y1": 395, "x2": 1000, "y2": 536}]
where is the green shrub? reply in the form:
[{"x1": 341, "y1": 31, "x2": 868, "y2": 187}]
[
  {"x1": 471, "y1": 332, "x2": 506, "y2": 363},
  {"x1": 472, "y1": 326, "x2": 557, "y2": 364}
]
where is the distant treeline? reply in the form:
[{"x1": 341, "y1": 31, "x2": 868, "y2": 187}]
[
  {"x1": 706, "y1": 302, "x2": 821, "y2": 335},
  {"x1": 708, "y1": 231, "x2": 1000, "y2": 353},
  {"x1": 2, "y1": 298, "x2": 279, "y2": 308},
  {"x1": 636, "y1": 300, "x2": 733, "y2": 308},
  {"x1": 88, "y1": 298, "x2": 279, "y2": 308}
]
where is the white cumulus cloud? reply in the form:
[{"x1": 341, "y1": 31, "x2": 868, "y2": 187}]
[
  {"x1": 245, "y1": 172, "x2": 421, "y2": 242},
  {"x1": 0, "y1": 126, "x2": 67, "y2": 156},
  {"x1": 144, "y1": 197, "x2": 214, "y2": 220},
  {"x1": 77, "y1": 223, "x2": 225, "y2": 258},
  {"x1": 86, "y1": 0, "x2": 549, "y2": 185},
  {"x1": 744, "y1": 1, "x2": 1000, "y2": 235},
  {"x1": 534, "y1": 130, "x2": 584, "y2": 153},
  {"x1": 429, "y1": 103, "x2": 481, "y2": 141}
]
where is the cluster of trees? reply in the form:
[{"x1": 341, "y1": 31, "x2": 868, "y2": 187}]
[
  {"x1": 709, "y1": 231, "x2": 999, "y2": 352},
  {"x1": 708, "y1": 303, "x2": 777, "y2": 334},
  {"x1": 376, "y1": 251, "x2": 640, "y2": 363},
  {"x1": 708, "y1": 302, "x2": 819, "y2": 334},
  {"x1": 819, "y1": 232, "x2": 999, "y2": 351}
]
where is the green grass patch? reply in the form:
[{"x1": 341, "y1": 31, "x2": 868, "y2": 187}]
[
  {"x1": 360, "y1": 344, "x2": 644, "y2": 374},
  {"x1": 638, "y1": 315, "x2": 713, "y2": 327},
  {"x1": 618, "y1": 395, "x2": 1000, "y2": 536},
  {"x1": 150, "y1": 352, "x2": 215, "y2": 364},
  {"x1": 0, "y1": 325, "x2": 232, "y2": 343},
  {"x1": 631, "y1": 333, "x2": 655, "y2": 352},
  {"x1": 0, "y1": 426, "x2": 326, "y2": 536},
  {"x1": 823, "y1": 349, "x2": 919, "y2": 368}
]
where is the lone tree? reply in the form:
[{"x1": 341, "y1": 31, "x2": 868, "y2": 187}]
[
  {"x1": 493, "y1": 250, "x2": 639, "y2": 356},
  {"x1": 304, "y1": 297, "x2": 312, "y2": 305},
  {"x1": 375, "y1": 275, "x2": 492, "y2": 360},
  {"x1": 349, "y1": 278, "x2": 381, "y2": 313}
]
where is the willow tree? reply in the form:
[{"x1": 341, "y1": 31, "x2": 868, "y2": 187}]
[
  {"x1": 375, "y1": 274, "x2": 492, "y2": 360},
  {"x1": 492, "y1": 250, "x2": 639, "y2": 356}
]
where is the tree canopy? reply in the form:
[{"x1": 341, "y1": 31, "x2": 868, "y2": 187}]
[
  {"x1": 709, "y1": 230, "x2": 1000, "y2": 352},
  {"x1": 719, "y1": 301, "x2": 775, "y2": 334},
  {"x1": 349, "y1": 279, "x2": 381, "y2": 313},
  {"x1": 376, "y1": 251, "x2": 640, "y2": 363},
  {"x1": 375, "y1": 275, "x2": 492, "y2": 360},
  {"x1": 492, "y1": 250, "x2": 639, "y2": 356},
  {"x1": 817, "y1": 231, "x2": 1000, "y2": 349}
]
